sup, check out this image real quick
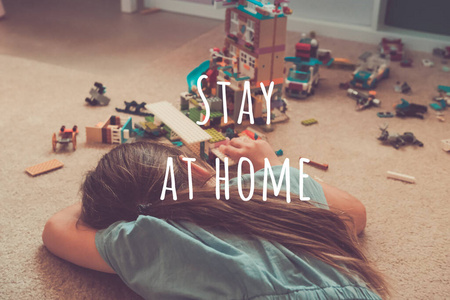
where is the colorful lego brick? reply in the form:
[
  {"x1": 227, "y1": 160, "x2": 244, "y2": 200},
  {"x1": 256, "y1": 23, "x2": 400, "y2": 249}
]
[
  {"x1": 146, "y1": 101, "x2": 211, "y2": 145},
  {"x1": 301, "y1": 118, "x2": 318, "y2": 126},
  {"x1": 205, "y1": 128, "x2": 226, "y2": 143},
  {"x1": 26, "y1": 159, "x2": 64, "y2": 177}
]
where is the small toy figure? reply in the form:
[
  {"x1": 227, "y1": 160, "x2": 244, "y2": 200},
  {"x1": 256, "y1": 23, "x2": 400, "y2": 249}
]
[
  {"x1": 378, "y1": 124, "x2": 423, "y2": 149},
  {"x1": 116, "y1": 101, "x2": 152, "y2": 116},
  {"x1": 395, "y1": 99, "x2": 427, "y2": 119},
  {"x1": 347, "y1": 88, "x2": 380, "y2": 111},
  {"x1": 52, "y1": 125, "x2": 78, "y2": 151},
  {"x1": 85, "y1": 82, "x2": 111, "y2": 106},
  {"x1": 394, "y1": 82, "x2": 411, "y2": 94}
]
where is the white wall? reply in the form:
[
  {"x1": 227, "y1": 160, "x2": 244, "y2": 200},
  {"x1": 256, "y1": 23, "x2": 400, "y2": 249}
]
[
  {"x1": 144, "y1": 0, "x2": 450, "y2": 52},
  {"x1": 288, "y1": 0, "x2": 374, "y2": 27}
]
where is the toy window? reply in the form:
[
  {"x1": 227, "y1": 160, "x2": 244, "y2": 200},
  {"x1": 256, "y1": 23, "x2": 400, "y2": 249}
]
[
  {"x1": 245, "y1": 19, "x2": 255, "y2": 44},
  {"x1": 230, "y1": 12, "x2": 239, "y2": 35},
  {"x1": 229, "y1": 44, "x2": 236, "y2": 56}
]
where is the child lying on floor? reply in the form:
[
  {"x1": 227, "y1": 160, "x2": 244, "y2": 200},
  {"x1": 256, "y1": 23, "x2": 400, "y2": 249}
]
[{"x1": 42, "y1": 138, "x2": 388, "y2": 299}]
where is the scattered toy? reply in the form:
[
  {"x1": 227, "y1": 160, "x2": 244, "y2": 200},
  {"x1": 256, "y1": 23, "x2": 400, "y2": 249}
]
[
  {"x1": 301, "y1": 118, "x2": 318, "y2": 126},
  {"x1": 52, "y1": 125, "x2": 78, "y2": 152},
  {"x1": 300, "y1": 157, "x2": 328, "y2": 171},
  {"x1": 387, "y1": 171, "x2": 415, "y2": 183},
  {"x1": 394, "y1": 81, "x2": 411, "y2": 93},
  {"x1": 350, "y1": 52, "x2": 390, "y2": 90},
  {"x1": 395, "y1": 82, "x2": 411, "y2": 94},
  {"x1": 422, "y1": 59, "x2": 434, "y2": 67},
  {"x1": 432, "y1": 47, "x2": 450, "y2": 59},
  {"x1": 378, "y1": 124, "x2": 423, "y2": 149},
  {"x1": 329, "y1": 58, "x2": 356, "y2": 70},
  {"x1": 347, "y1": 88, "x2": 380, "y2": 110},
  {"x1": 377, "y1": 112, "x2": 395, "y2": 118},
  {"x1": 430, "y1": 99, "x2": 446, "y2": 111},
  {"x1": 284, "y1": 36, "x2": 333, "y2": 99},
  {"x1": 379, "y1": 38, "x2": 404, "y2": 61},
  {"x1": 400, "y1": 57, "x2": 413, "y2": 67},
  {"x1": 116, "y1": 101, "x2": 152, "y2": 116},
  {"x1": 395, "y1": 99, "x2": 427, "y2": 119},
  {"x1": 339, "y1": 82, "x2": 350, "y2": 89},
  {"x1": 442, "y1": 139, "x2": 450, "y2": 151},
  {"x1": 86, "y1": 116, "x2": 134, "y2": 144},
  {"x1": 85, "y1": 82, "x2": 110, "y2": 106},
  {"x1": 26, "y1": 159, "x2": 64, "y2": 177}
]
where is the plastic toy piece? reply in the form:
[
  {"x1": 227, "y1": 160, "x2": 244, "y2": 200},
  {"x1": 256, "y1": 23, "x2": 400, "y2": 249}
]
[
  {"x1": 377, "y1": 112, "x2": 395, "y2": 118},
  {"x1": 347, "y1": 89, "x2": 380, "y2": 111},
  {"x1": 52, "y1": 125, "x2": 78, "y2": 152},
  {"x1": 299, "y1": 157, "x2": 328, "y2": 171},
  {"x1": 115, "y1": 101, "x2": 152, "y2": 116},
  {"x1": 442, "y1": 139, "x2": 450, "y2": 152},
  {"x1": 430, "y1": 99, "x2": 447, "y2": 111},
  {"x1": 284, "y1": 35, "x2": 334, "y2": 99},
  {"x1": 395, "y1": 99, "x2": 427, "y2": 119},
  {"x1": 350, "y1": 52, "x2": 390, "y2": 90},
  {"x1": 432, "y1": 47, "x2": 450, "y2": 59},
  {"x1": 301, "y1": 118, "x2": 318, "y2": 126},
  {"x1": 379, "y1": 38, "x2": 404, "y2": 61},
  {"x1": 86, "y1": 116, "x2": 133, "y2": 144},
  {"x1": 26, "y1": 159, "x2": 64, "y2": 177},
  {"x1": 387, "y1": 171, "x2": 415, "y2": 183},
  {"x1": 400, "y1": 57, "x2": 413, "y2": 67},
  {"x1": 394, "y1": 82, "x2": 411, "y2": 94},
  {"x1": 85, "y1": 82, "x2": 110, "y2": 106},
  {"x1": 275, "y1": 149, "x2": 283, "y2": 157},
  {"x1": 422, "y1": 59, "x2": 434, "y2": 67},
  {"x1": 378, "y1": 124, "x2": 423, "y2": 149}
]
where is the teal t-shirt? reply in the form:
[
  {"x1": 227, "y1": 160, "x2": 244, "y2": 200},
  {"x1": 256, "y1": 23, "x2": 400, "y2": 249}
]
[{"x1": 95, "y1": 166, "x2": 380, "y2": 300}]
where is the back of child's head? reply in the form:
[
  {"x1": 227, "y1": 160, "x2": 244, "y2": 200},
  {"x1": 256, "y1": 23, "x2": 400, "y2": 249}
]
[{"x1": 80, "y1": 141, "x2": 193, "y2": 229}]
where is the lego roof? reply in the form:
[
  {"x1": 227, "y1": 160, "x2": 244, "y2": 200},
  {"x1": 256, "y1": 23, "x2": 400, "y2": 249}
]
[{"x1": 146, "y1": 101, "x2": 211, "y2": 144}]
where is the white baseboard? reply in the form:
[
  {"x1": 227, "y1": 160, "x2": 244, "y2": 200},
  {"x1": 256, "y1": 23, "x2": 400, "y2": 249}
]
[{"x1": 145, "y1": 0, "x2": 450, "y2": 53}]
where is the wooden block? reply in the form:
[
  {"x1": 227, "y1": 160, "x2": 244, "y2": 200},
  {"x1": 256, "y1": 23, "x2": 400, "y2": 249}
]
[{"x1": 26, "y1": 159, "x2": 63, "y2": 177}]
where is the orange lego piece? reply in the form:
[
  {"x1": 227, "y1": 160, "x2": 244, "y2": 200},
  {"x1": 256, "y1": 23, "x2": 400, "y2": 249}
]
[{"x1": 25, "y1": 159, "x2": 64, "y2": 177}]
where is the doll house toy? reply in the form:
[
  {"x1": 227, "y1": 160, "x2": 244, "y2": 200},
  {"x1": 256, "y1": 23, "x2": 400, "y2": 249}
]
[
  {"x1": 350, "y1": 52, "x2": 390, "y2": 90},
  {"x1": 85, "y1": 116, "x2": 133, "y2": 144},
  {"x1": 284, "y1": 36, "x2": 333, "y2": 99},
  {"x1": 183, "y1": 0, "x2": 292, "y2": 130},
  {"x1": 52, "y1": 125, "x2": 78, "y2": 152}
]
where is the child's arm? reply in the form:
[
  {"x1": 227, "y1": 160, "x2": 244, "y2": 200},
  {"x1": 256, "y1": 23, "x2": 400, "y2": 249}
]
[
  {"x1": 42, "y1": 202, "x2": 116, "y2": 274},
  {"x1": 219, "y1": 137, "x2": 367, "y2": 235}
]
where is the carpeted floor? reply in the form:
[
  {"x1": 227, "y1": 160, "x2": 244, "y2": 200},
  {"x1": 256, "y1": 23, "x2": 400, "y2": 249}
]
[{"x1": 0, "y1": 3, "x2": 449, "y2": 300}]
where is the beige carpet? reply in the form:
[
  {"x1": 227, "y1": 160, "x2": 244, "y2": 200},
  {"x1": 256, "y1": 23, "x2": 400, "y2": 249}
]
[{"x1": 1, "y1": 24, "x2": 449, "y2": 299}]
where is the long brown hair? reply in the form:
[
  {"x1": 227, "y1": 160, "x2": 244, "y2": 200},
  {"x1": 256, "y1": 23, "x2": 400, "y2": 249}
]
[{"x1": 80, "y1": 141, "x2": 389, "y2": 298}]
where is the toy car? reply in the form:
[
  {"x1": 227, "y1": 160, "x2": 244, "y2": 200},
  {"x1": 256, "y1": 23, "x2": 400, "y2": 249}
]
[
  {"x1": 284, "y1": 64, "x2": 319, "y2": 98},
  {"x1": 52, "y1": 125, "x2": 78, "y2": 151},
  {"x1": 350, "y1": 52, "x2": 390, "y2": 90}
]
